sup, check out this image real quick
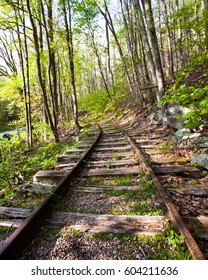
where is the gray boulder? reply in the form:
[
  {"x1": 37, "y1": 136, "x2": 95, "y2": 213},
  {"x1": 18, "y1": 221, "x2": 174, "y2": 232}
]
[
  {"x1": 163, "y1": 105, "x2": 191, "y2": 130},
  {"x1": 172, "y1": 128, "x2": 191, "y2": 143},
  {"x1": 191, "y1": 154, "x2": 208, "y2": 170}
]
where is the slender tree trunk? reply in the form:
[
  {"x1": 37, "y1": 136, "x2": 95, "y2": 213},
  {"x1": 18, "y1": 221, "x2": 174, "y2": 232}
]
[
  {"x1": 161, "y1": 0, "x2": 174, "y2": 80},
  {"x1": 21, "y1": 0, "x2": 32, "y2": 146},
  {"x1": 40, "y1": 0, "x2": 59, "y2": 136},
  {"x1": 133, "y1": 0, "x2": 157, "y2": 87},
  {"x1": 47, "y1": 0, "x2": 58, "y2": 115},
  {"x1": 120, "y1": 0, "x2": 144, "y2": 104},
  {"x1": 62, "y1": 0, "x2": 80, "y2": 133},
  {"x1": 105, "y1": 1, "x2": 115, "y2": 94},
  {"x1": 14, "y1": 1, "x2": 32, "y2": 147},
  {"x1": 175, "y1": 0, "x2": 183, "y2": 67},
  {"x1": 26, "y1": 0, "x2": 59, "y2": 142},
  {"x1": 87, "y1": 18, "x2": 111, "y2": 101},
  {"x1": 141, "y1": 0, "x2": 165, "y2": 103},
  {"x1": 203, "y1": 0, "x2": 208, "y2": 49},
  {"x1": 96, "y1": 0, "x2": 135, "y2": 98}
]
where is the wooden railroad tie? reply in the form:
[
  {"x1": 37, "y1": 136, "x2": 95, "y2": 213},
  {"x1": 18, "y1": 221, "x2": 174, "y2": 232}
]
[
  {"x1": 47, "y1": 212, "x2": 167, "y2": 236},
  {"x1": 33, "y1": 165, "x2": 201, "y2": 182}
]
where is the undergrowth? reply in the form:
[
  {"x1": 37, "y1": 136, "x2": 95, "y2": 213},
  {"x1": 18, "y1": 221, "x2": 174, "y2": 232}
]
[
  {"x1": 0, "y1": 131, "x2": 76, "y2": 205},
  {"x1": 162, "y1": 53, "x2": 208, "y2": 129}
]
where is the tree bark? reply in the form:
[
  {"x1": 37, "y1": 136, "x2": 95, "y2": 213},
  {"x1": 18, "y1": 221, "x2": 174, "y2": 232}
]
[
  {"x1": 96, "y1": 0, "x2": 136, "y2": 99},
  {"x1": 203, "y1": 0, "x2": 208, "y2": 49},
  {"x1": 161, "y1": 0, "x2": 174, "y2": 79},
  {"x1": 40, "y1": 0, "x2": 59, "y2": 136},
  {"x1": 133, "y1": 0, "x2": 157, "y2": 87},
  {"x1": 26, "y1": 0, "x2": 59, "y2": 142},
  {"x1": 141, "y1": 0, "x2": 165, "y2": 103},
  {"x1": 120, "y1": 0, "x2": 144, "y2": 104},
  {"x1": 62, "y1": 0, "x2": 80, "y2": 133},
  {"x1": 13, "y1": 0, "x2": 32, "y2": 146}
]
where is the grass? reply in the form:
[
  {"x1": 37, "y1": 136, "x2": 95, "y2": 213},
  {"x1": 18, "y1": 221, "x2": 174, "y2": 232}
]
[
  {"x1": 0, "y1": 226, "x2": 14, "y2": 235},
  {"x1": 156, "y1": 143, "x2": 174, "y2": 155},
  {"x1": 78, "y1": 175, "x2": 134, "y2": 187},
  {"x1": 90, "y1": 225, "x2": 192, "y2": 260},
  {"x1": 112, "y1": 201, "x2": 163, "y2": 216},
  {"x1": 0, "y1": 132, "x2": 77, "y2": 207},
  {"x1": 112, "y1": 154, "x2": 122, "y2": 160}
]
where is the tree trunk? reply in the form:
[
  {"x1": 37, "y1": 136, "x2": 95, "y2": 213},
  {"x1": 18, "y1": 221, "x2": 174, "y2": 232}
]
[
  {"x1": 87, "y1": 17, "x2": 111, "y2": 101},
  {"x1": 96, "y1": 0, "x2": 135, "y2": 99},
  {"x1": 133, "y1": 0, "x2": 157, "y2": 87},
  {"x1": 40, "y1": 0, "x2": 59, "y2": 137},
  {"x1": 161, "y1": 0, "x2": 174, "y2": 80},
  {"x1": 14, "y1": 1, "x2": 32, "y2": 147},
  {"x1": 62, "y1": 0, "x2": 80, "y2": 133},
  {"x1": 105, "y1": 1, "x2": 115, "y2": 94},
  {"x1": 203, "y1": 0, "x2": 208, "y2": 49},
  {"x1": 141, "y1": 0, "x2": 165, "y2": 103},
  {"x1": 26, "y1": 0, "x2": 59, "y2": 142},
  {"x1": 120, "y1": 0, "x2": 144, "y2": 104}
]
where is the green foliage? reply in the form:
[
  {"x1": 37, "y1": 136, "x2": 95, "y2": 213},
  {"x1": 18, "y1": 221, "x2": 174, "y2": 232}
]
[
  {"x1": 167, "y1": 229, "x2": 185, "y2": 248},
  {"x1": 169, "y1": 1, "x2": 205, "y2": 49},
  {"x1": 78, "y1": 89, "x2": 109, "y2": 117},
  {"x1": 78, "y1": 84, "x2": 129, "y2": 118},
  {"x1": 0, "y1": 132, "x2": 70, "y2": 205},
  {"x1": 142, "y1": 227, "x2": 192, "y2": 260},
  {"x1": 162, "y1": 54, "x2": 208, "y2": 129},
  {"x1": 112, "y1": 175, "x2": 133, "y2": 186},
  {"x1": 96, "y1": 225, "x2": 191, "y2": 259},
  {"x1": 0, "y1": 226, "x2": 14, "y2": 235}
]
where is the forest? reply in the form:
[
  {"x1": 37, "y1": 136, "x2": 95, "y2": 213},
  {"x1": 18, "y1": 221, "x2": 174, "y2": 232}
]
[{"x1": 0, "y1": 0, "x2": 208, "y2": 188}]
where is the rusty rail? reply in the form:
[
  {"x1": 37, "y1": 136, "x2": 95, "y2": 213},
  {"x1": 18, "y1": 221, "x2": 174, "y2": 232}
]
[
  {"x1": 0, "y1": 126, "x2": 102, "y2": 260},
  {"x1": 123, "y1": 129, "x2": 205, "y2": 260}
]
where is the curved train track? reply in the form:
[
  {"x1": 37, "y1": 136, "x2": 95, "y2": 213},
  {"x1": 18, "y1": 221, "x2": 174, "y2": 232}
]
[{"x1": 0, "y1": 124, "x2": 207, "y2": 260}]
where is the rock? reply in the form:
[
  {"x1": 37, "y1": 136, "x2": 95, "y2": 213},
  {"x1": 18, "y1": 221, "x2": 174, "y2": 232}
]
[
  {"x1": 172, "y1": 128, "x2": 191, "y2": 143},
  {"x1": 191, "y1": 136, "x2": 208, "y2": 148},
  {"x1": 130, "y1": 120, "x2": 140, "y2": 128},
  {"x1": 174, "y1": 131, "x2": 208, "y2": 148},
  {"x1": 163, "y1": 105, "x2": 191, "y2": 130},
  {"x1": 191, "y1": 154, "x2": 208, "y2": 170},
  {"x1": 147, "y1": 107, "x2": 164, "y2": 124}
]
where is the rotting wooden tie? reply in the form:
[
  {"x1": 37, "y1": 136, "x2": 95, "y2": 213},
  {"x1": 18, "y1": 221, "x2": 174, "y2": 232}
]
[
  {"x1": 0, "y1": 207, "x2": 31, "y2": 219},
  {"x1": 152, "y1": 166, "x2": 201, "y2": 178},
  {"x1": 151, "y1": 156, "x2": 188, "y2": 164},
  {"x1": 48, "y1": 212, "x2": 166, "y2": 235},
  {"x1": 74, "y1": 185, "x2": 144, "y2": 193},
  {"x1": 94, "y1": 146, "x2": 131, "y2": 152},
  {"x1": 79, "y1": 167, "x2": 141, "y2": 177},
  {"x1": 83, "y1": 159, "x2": 137, "y2": 167}
]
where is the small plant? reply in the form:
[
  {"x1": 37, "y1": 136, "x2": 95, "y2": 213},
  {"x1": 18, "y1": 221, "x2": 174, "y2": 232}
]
[
  {"x1": 157, "y1": 143, "x2": 173, "y2": 154},
  {"x1": 113, "y1": 154, "x2": 121, "y2": 160},
  {"x1": 166, "y1": 229, "x2": 185, "y2": 248},
  {"x1": 161, "y1": 54, "x2": 208, "y2": 130},
  {"x1": 93, "y1": 232, "x2": 110, "y2": 241},
  {"x1": 68, "y1": 228, "x2": 83, "y2": 238},
  {"x1": 0, "y1": 226, "x2": 14, "y2": 235},
  {"x1": 113, "y1": 175, "x2": 133, "y2": 186}
]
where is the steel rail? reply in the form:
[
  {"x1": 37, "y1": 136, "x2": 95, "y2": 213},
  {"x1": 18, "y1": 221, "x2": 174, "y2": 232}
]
[
  {"x1": 122, "y1": 129, "x2": 205, "y2": 260},
  {"x1": 0, "y1": 125, "x2": 102, "y2": 260}
]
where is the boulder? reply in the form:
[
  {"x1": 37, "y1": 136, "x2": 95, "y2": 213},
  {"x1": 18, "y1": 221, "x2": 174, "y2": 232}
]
[
  {"x1": 163, "y1": 105, "x2": 191, "y2": 130},
  {"x1": 172, "y1": 128, "x2": 191, "y2": 143},
  {"x1": 173, "y1": 130, "x2": 208, "y2": 148},
  {"x1": 191, "y1": 154, "x2": 208, "y2": 170},
  {"x1": 147, "y1": 107, "x2": 164, "y2": 125}
]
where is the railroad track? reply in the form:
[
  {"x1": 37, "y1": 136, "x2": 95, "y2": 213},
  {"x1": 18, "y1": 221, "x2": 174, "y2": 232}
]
[{"x1": 0, "y1": 124, "x2": 207, "y2": 260}]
